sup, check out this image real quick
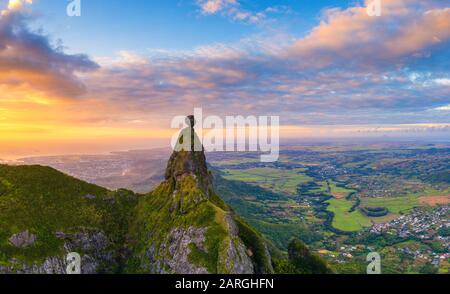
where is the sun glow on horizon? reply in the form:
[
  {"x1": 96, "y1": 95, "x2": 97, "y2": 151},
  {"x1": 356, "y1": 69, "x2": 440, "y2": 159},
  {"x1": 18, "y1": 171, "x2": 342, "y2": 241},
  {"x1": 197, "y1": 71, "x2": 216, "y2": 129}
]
[{"x1": 1, "y1": 0, "x2": 449, "y2": 159}]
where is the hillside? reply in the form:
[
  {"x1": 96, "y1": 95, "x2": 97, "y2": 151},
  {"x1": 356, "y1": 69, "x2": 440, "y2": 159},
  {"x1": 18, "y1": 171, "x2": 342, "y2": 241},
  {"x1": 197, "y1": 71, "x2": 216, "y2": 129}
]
[{"x1": 0, "y1": 164, "x2": 138, "y2": 273}]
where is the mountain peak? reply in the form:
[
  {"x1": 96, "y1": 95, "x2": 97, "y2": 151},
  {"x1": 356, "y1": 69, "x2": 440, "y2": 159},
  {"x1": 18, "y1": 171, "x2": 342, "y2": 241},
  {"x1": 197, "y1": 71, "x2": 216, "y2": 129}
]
[
  {"x1": 125, "y1": 116, "x2": 275, "y2": 274},
  {"x1": 165, "y1": 115, "x2": 213, "y2": 196}
]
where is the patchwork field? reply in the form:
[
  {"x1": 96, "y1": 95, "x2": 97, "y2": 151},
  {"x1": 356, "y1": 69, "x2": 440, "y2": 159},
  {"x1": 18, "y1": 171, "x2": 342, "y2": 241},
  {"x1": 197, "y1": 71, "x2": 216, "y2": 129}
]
[
  {"x1": 361, "y1": 195, "x2": 419, "y2": 214},
  {"x1": 328, "y1": 181, "x2": 355, "y2": 199},
  {"x1": 418, "y1": 195, "x2": 450, "y2": 206},
  {"x1": 326, "y1": 198, "x2": 371, "y2": 232},
  {"x1": 222, "y1": 168, "x2": 312, "y2": 195},
  {"x1": 210, "y1": 158, "x2": 260, "y2": 166},
  {"x1": 211, "y1": 144, "x2": 450, "y2": 274},
  {"x1": 327, "y1": 192, "x2": 450, "y2": 232}
]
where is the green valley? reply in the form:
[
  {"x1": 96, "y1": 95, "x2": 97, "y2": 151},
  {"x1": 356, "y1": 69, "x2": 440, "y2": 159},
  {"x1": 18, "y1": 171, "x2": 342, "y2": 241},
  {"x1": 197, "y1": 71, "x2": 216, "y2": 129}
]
[{"x1": 208, "y1": 143, "x2": 450, "y2": 274}]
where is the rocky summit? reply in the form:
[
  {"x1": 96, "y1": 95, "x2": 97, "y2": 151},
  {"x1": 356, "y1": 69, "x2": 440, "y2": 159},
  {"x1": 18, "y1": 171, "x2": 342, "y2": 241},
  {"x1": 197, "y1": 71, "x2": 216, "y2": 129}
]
[{"x1": 125, "y1": 116, "x2": 274, "y2": 274}]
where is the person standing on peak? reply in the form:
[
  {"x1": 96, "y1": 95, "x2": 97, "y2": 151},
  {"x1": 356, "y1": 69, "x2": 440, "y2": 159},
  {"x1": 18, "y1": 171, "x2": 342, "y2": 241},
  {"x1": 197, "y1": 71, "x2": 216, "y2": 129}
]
[{"x1": 174, "y1": 115, "x2": 203, "y2": 152}]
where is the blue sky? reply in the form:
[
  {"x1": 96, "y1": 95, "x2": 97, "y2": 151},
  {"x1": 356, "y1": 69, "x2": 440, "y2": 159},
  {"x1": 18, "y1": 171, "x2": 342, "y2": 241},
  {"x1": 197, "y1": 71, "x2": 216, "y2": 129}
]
[
  {"x1": 0, "y1": 0, "x2": 449, "y2": 157},
  {"x1": 28, "y1": 0, "x2": 351, "y2": 56}
]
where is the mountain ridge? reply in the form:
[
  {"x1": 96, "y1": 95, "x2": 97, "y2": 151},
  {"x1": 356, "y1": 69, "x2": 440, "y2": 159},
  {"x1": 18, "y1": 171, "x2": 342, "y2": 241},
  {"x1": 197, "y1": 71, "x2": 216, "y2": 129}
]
[{"x1": 0, "y1": 116, "x2": 330, "y2": 274}]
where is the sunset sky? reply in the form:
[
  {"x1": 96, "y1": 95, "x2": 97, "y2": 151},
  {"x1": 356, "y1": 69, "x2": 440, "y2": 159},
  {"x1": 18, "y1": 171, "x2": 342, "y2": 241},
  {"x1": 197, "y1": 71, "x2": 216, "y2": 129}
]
[{"x1": 0, "y1": 0, "x2": 449, "y2": 158}]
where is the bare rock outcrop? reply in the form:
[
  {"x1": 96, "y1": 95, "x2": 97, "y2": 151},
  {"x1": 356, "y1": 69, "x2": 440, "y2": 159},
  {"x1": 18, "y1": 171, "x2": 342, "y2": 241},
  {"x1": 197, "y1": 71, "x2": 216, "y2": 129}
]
[{"x1": 9, "y1": 230, "x2": 36, "y2": 248}]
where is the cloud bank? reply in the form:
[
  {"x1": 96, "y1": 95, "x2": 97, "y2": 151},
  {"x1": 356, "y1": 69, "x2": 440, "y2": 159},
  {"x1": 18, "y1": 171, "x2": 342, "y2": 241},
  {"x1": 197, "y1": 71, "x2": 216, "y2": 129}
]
[
  {"x1": 0, "y1": 0, "x2": 98, "y2": 100},
  {"x1": 0, "y1": 0, "x2": 449, "y2": 141},
  {"x1": 81, "y1": 0, "x2": 450, "y2": 127},
  {"x1": 196, "y1": 0, "x2": 290, "y2": 24}
]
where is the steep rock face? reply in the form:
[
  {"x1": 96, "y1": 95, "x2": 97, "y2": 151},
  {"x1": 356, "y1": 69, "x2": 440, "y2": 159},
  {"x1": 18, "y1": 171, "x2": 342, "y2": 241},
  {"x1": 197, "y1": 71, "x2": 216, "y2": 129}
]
[
  {"x1": 9, "y1": 230, "x2": 37, "y2": 248},
  {"x1": 165, "y1": 115, "x2": 213, "y2": 194},
  {"x1": 127, "y1": 116, "x2": 273, "y2": 274},
  {"x1": 0, "y1": 231, "x2": 115, "y2": 274},
  {"x1": 127, "y1": 171, "x2": 261, "y2": 274}
]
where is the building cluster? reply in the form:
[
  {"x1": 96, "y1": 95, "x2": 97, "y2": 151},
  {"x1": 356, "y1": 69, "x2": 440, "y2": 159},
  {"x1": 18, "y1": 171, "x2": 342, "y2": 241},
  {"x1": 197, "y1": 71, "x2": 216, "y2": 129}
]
[{"x1": 370, "y1": 206, "x2": 449, "y2": 267}]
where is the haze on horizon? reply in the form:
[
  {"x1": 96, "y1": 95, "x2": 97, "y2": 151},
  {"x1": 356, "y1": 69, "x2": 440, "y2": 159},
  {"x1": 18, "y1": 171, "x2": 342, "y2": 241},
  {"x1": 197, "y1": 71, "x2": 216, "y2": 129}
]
[{"x1": 0, "y1": 0, "x2": 449, "y2": 159}]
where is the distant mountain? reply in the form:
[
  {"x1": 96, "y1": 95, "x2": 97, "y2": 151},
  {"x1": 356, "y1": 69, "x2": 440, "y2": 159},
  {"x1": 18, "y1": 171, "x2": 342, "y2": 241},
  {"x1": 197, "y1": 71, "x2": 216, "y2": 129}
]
[{"x1": 18, "y1": 149, "x2": 171, "y2": 193}]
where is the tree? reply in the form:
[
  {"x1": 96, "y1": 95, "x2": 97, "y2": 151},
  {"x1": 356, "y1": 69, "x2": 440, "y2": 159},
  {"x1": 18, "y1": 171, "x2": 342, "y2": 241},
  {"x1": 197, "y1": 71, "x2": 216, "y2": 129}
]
[{"x1": 286, "y1": 239, "x2": 333, "y2": 274}]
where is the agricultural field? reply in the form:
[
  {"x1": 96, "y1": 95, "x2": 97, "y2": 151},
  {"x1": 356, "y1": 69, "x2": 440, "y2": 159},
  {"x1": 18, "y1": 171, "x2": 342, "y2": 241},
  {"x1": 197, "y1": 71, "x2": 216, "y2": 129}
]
[
  {"x1": 328, "y1": 181, "x2": 355, "y2": 199},
  {"x1": 209, "y1": 143, "x2": 450, "y2": 274},
  {"x1": 326, "y1": 198, "x2": 371, "y2": 231},
  {"x1": 221, "y1": 167, "x2": 312, "y2": 195},
  {"x1": 209, "y1": 157, "x2": 260, "y2": 166},
  {"x1": 361, "y1": 189, "x2": 450, "y2": 217},
  {"x1": 361, "y1": 195, "x2": 419, "y2": 215},
  {"x1": 418, "y1": 195, "x2": 450, "y2": 206}
]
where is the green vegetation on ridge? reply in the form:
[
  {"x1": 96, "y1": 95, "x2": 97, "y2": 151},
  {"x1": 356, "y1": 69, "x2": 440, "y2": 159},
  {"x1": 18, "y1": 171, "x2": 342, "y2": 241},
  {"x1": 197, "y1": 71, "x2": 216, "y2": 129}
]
[{"x1": 0, "y1": 164, "x2": 138, "y2": 271}]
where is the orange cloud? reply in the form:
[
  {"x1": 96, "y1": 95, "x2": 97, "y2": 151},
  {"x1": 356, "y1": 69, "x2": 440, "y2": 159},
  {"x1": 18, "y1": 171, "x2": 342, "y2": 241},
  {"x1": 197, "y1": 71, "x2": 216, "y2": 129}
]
[
  {"x1": 288, "y1": 0, "x2": 450, "y2": 67},
  {"x1": 0, "y1": 7, "x2": 98, "y2": 100},
  {"x1": 1, "y1": 0, "x2": 33, "y2": 16},
  {"x1": 199, "y1": 0, "x2": 236, "y2": 15}
]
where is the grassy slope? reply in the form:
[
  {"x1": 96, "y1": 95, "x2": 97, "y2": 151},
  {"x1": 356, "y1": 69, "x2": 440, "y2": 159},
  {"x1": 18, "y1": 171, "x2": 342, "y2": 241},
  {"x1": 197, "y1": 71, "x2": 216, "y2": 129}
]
[
  {"x1": 0, "y1": 164, "x2": 137, "y2": 268},
  {"x1": 127, "y1": 175, "x2": 227, "y2": 273},
  {"x1": 127, "y1": 174, "x2": 273, "y2": 273}
]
